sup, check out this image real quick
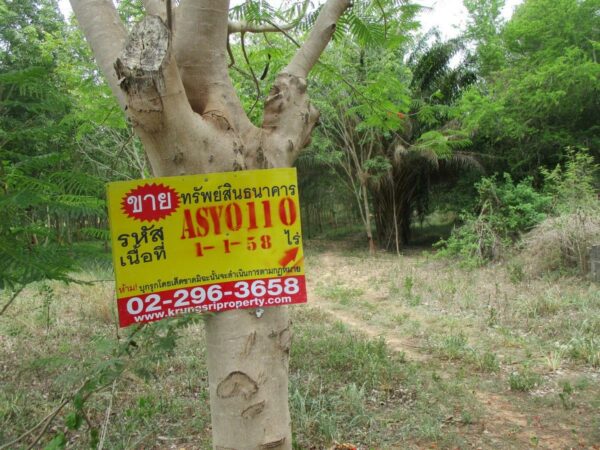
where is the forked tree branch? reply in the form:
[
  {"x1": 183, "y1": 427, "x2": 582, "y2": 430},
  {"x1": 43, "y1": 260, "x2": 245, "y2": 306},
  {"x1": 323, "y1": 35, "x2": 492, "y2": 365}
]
[
  {"x1": 259, "y1": 0, "x2": 351, "y2": 167},
  {"x1": 112, "y1": 15, "x2": 242, "y2": 176},
  {"x1": 174, "y1": 0, "x2": 254, "y2": 133}
]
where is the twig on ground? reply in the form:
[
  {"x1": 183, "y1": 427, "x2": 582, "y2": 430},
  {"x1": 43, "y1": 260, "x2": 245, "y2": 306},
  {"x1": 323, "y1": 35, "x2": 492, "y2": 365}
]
[
  {"x1": 0, "y1": 285, "x2": 25, "y2": 317},
  {"x1": 0, "y1": 397, "x2": 68, "y2": 450},
  {"x1": 25, "y1": 397, "x2": 70, "y2": 450},
  {"x1": 97, "y1": 379, "x2": 118, "y2": 450}
]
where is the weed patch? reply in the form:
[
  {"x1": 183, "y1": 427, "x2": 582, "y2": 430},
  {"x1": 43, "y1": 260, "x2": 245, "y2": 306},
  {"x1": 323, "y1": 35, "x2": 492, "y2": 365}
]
[
  {"x1": 509, "y1": 368, "x2": 542, "y2": 392},
  {"x1": 315, "y1": 282, "x2": 364, "y2": 305}
]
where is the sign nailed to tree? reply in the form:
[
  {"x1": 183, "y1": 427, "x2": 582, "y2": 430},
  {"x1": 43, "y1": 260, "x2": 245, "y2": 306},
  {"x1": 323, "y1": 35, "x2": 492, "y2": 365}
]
[{"x1": 107, "y1": 168, "x2": 306, "y2": 327}]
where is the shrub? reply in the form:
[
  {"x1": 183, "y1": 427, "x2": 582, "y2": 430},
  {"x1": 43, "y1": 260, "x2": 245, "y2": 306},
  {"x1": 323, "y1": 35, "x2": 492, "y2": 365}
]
[
  {"x1": 521, "y1": 148, "x2": 600, "y2": 276},
  {"x1": 542, "y1": 147, "x2": 599, "y2": 214},
  {"x1": 436, "y1": 174, "x2": 551, "y2": 266},
  {"x1": 509, "y1": 368, "x2": 541, "y2": 392},
  {"x1": 438, "y1": 147, "x2": 599, "y2": 273},
  {"x1": 521, "y1": 212, "x2": 600, "y2": 275}
]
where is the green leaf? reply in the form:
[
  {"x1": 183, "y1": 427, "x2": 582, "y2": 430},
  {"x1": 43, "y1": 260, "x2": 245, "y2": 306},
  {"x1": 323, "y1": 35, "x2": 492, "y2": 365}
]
[
  {"x1": 73, "y1": 392, "x2": 85, "y2": 411},
  {"x1": 89, "y1": 428, "x2": 100, "y2": 449},
  {"x1": 65, "y1": 411, "x2": 83, "y2": 430},
  {"x1": 43, "y1": 433, "x2": 67, "y2": 450}
]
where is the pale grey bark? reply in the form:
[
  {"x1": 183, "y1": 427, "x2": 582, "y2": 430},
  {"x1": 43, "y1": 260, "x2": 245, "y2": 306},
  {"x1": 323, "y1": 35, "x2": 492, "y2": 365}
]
[
  {"x1": 284, "y1": 0, "x2": 350, "y2": 78},
  {"x1": 69, "y1": 0, "x2": 127, "y2": 108},
  {"x1": 142, "y1": 0, "x2": 167, "y2": 19},
  {"x1": 69, "y1": 0, "x2": 351, "y2": 447}
]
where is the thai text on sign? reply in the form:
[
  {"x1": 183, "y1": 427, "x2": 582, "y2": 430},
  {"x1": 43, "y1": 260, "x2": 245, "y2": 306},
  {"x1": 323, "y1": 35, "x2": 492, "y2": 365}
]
[{"x1": 107, "y1": 168, "x2": 306, "y2": 327}]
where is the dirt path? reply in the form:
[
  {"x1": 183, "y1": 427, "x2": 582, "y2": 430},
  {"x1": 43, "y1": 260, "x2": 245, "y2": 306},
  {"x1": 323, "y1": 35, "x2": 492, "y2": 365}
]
[
  {"x1": 305, "y1": 248, "x2": 588, "y2": 450},
  {"x1": 307, "y1": 250, "x2": 428, "y2": 362},
  {"x1": 309, "y1": 293, "x2": 429, "y2": 362}
]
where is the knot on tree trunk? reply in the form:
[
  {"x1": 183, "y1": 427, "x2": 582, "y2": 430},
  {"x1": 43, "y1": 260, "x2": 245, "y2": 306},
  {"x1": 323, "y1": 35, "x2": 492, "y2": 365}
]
[
  {"x1": 115, "y1": 15, "x2": 170, "y2": 117},
  {"x1": 217, "y1": 371, "x2": 259, "y2": 400},
  {"x1": 263, "y1": 73, "x2": 311, "y2": 129},
  {"x1": 260, "y1": 73, "x2": 320, "y2": 167}
]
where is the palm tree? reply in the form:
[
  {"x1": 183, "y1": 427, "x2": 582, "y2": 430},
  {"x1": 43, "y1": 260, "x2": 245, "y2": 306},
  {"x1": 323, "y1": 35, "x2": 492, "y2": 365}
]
[{"x1": 372, "y1": 37, "x2": 481, "y2": 251}]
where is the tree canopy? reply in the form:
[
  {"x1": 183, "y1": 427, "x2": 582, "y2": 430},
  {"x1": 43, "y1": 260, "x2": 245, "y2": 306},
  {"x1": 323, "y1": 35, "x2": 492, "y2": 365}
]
[{"x1": 1, "y1": 0, "x2": 598, "y2": 272}]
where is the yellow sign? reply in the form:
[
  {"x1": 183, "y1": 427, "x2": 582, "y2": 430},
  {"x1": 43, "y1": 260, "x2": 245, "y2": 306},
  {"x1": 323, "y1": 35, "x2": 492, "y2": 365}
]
[{"x1": 107, "y1": 168, "x2": 306, "y2": 327}]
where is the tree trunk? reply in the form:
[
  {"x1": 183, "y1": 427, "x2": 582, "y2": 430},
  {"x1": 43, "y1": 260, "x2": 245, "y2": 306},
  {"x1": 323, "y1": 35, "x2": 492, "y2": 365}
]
[
  {"x1": 373, "y1": 167, "x2": 416, "y2": 250},
  {"x1": 361, "y1": 182, "x2": 376, "y2": 254},
  {"x1": 70, "y1": 0, "x2": 350, "y2": 448}
]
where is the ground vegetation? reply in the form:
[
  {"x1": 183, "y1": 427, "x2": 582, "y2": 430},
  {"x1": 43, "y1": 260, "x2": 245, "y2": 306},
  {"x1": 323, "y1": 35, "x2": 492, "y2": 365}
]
[{"x1": 0, "y1": 0, "x2": 599, "y2": 447}]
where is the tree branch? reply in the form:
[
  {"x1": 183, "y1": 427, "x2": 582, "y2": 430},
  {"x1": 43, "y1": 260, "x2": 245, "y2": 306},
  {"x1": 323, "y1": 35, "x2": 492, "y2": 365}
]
[
  {"x1": 174, "y1": 0, "x2": 254, "y2": 134},
  {"x1": 240, "y1": 33, "x2": 261, "y2": 115},
  {"x1": 143, "y1": 0, "x2": 167, "y2": 20},
  {"x1": 97, "y1": 380, "x2": 118, "y2": 450},
  {"x1": 114, "y1": 15, "x2": 241, "y2": 176},
  {"x1": 284, "y1": 0, "x2": 351, "y2": 78},
  {"x1": 114, "y1": 16, "x2": 186, "y2": 132},
  {"x1": 228, "y1": 21, "x2": 295, "y2": 34},
  {"x1": 257, "y1": 0, "x2": 350, "y2": 168},
  {"x1": 69, "y1": 0, "x2": 127, "y2": 109},
  {"x1": 228, "y1": 0, "x2": 310, "y2": 34},
  {"x1": 25, "y1": 398, "x2": 70, "y2": 450},
  {"x1": 0, "y1": 398, "x2": 69, "y2": 450},
  {"x1": 174, "y1": 0, "x2": 230, "y2": 105}
]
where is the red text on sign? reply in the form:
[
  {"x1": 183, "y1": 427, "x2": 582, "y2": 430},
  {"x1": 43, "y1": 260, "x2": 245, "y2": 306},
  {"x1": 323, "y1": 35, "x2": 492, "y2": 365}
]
[{"x1": 180, "y1": 198, "x2": 298, "y2": 239}]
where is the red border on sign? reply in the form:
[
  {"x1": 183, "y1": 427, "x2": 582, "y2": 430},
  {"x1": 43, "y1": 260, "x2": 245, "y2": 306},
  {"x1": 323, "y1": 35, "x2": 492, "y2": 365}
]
[{"x1": 117, "y1": 275, "x2": 306, "y2": 327}]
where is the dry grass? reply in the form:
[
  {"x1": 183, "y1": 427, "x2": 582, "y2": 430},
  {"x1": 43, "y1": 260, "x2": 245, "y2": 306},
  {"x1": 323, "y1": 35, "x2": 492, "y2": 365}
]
[
  {"x1": 520, "y1": 210, "x2": 600, "y2": 277},
  {"x1": 2, "y1": 242, "x2": 600, "y2": 449},
  {"x1": 0, "y1": 258, "x2": 473, "y2": 449},
  {"x1": 305, "y1": 240, "x2": 600, "y2": 448}
]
